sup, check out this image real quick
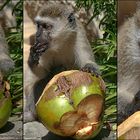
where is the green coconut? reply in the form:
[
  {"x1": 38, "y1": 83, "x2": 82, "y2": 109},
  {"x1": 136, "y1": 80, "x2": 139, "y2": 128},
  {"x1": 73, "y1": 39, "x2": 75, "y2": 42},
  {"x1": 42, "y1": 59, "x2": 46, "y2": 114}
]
[
  {"x1": 0, "y1": 78, "x2": 12, "y2": 129},
  {"x1": 36, "y1": 70, "x2": 106, "y2": 139}
]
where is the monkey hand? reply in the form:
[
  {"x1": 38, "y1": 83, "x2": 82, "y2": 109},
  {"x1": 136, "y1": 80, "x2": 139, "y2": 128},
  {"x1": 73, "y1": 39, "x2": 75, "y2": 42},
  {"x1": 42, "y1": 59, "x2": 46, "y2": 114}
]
[
  {"x1": 28, "y1": 41, "x2": 49, "y2": 67},
  {"x1": 81, "y1": 63, "x2": 100, "y2": 77}
]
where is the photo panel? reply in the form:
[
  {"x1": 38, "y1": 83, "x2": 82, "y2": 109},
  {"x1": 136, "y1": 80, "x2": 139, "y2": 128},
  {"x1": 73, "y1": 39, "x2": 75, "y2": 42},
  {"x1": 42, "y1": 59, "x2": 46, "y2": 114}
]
[
  {"x1": 24, "y1": 0, "x2": 116, "y2": 140},
  {"x1": 0, "y1": 0, "x2": 23, "y2": 139},
  {"x1": 0, "y1": 0, "x2": 118, "y2": 140},
  {"x1": 117, "y1": 0, "x2": 140, "y2": 139}
]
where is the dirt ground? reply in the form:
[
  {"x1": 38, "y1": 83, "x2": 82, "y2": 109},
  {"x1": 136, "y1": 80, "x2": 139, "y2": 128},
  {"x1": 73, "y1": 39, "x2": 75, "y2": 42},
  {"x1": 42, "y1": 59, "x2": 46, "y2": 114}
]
[{"x1": 0, "y1": 116, "x2": 22, "y2": 140}]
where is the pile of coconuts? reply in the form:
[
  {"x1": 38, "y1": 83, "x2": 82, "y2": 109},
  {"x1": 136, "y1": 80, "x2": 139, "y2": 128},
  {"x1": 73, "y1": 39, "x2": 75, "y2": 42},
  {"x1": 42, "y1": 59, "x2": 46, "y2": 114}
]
[
  {"x1": 0, "y1": 76, "x2": 12, "y2": 129},
  {"x1": 36, "y1": 70, "x2": 106, "y2": 139}
]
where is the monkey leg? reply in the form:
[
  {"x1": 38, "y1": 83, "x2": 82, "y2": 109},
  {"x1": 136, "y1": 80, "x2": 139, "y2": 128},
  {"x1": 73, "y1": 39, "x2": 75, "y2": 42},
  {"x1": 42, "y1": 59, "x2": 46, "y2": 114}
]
[
  {"x1": 118, "y1": 89, "x2": 135, "y2": 124},
  {"x1": 118, "y1": 76, "x2": 140, "y2": 124},
  {"x1": 24, "y1": 66, "x2": 45, "y2": 123},
  {"x1": 24, "y1": 73, "x2": 38, "y2": 123},
  {"x1": 130, "y1": 90, "x2": 140, "y2": 115},
  {"x1": 24, "y1": 61, "x2": 49, "y2": 123},
  {"x1": 24, "y1": 85, "x2": 36, "y2": 122}
]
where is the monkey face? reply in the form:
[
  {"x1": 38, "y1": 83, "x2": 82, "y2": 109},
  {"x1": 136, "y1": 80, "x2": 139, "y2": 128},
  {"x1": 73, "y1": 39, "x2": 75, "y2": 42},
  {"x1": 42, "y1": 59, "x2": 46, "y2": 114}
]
[
  {"x1": 35, "y1": 20, "x2": 52, "y2": 43},
  {"x1": 35, "y1": 4, "x2": 77, "y2": 42},
  {"x1": 29, "y1": 4, "x2": 78, "y2": 64}
]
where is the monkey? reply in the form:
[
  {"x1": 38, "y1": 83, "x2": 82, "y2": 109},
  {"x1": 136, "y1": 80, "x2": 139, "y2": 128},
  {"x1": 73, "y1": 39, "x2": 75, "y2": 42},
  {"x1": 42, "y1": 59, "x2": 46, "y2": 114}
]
[
  {"x1": 24, "y1": 4, "x2": 100, "y2": 123},
  {"x1": 0, "y1": 1, "x2": 15, "y2": 77},
  {"x1": 118, "y1": 8, "x2": 140, "y2": 124},
  {"x1": 24, "y1": 0, "x2": 101, "y2": 43}
]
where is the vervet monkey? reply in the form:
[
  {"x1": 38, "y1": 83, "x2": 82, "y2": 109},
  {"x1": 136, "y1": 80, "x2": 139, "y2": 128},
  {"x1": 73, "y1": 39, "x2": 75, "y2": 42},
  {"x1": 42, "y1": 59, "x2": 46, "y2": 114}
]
[
  {"x1": 25, "y1": 0, "x2": 101, "y2": 43},
  {"x1": 0, "y1": 1, "x2": 15, "y2": 76},
  {"x1": 118, "y1": 8, "x2": 140, "y2": 123},
  {"x1": 24, "y1": 4, "x2": 99, "y2": 122}
]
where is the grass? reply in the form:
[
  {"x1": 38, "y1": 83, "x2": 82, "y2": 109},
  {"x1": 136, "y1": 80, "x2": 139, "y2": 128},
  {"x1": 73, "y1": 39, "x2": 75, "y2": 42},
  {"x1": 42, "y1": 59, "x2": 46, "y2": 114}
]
[{"x1": 76, "y1": 0, "x2": 117, "y2": 129}]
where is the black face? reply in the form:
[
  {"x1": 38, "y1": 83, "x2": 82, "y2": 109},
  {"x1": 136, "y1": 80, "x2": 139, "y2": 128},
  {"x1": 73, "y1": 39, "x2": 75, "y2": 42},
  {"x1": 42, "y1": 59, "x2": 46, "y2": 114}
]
[
  {"x1": 35, "y1": 18, "x2": 51, "y2": 28},
  {"x1": 35, "y1": 20, "x2": 53, "y2": 43},
  {"x1": 36, "y1": 21, "x2": 53, "y2": 31},
  {"x1": 67, "y1": 12, "x2": 76, "y2": 28},
  {"x1": 28, "y1": 20, "x2": 52, "y2": 66},
  {"x1": 36, "y1": 22, "x2": 43, "y2": 38}
]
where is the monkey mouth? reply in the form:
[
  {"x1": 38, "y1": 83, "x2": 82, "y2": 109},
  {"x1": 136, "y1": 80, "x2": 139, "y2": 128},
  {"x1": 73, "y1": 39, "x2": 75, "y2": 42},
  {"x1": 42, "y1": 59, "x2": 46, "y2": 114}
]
[
  {"x1": 33, "y1": 40, "x2": 49, "y2": 52},
  {"x1": 29, "y1": 25, "x2": 52, "y2": 65},
  {"x1": 29, "y1": 39, "x2": 50, "y2": 65}
]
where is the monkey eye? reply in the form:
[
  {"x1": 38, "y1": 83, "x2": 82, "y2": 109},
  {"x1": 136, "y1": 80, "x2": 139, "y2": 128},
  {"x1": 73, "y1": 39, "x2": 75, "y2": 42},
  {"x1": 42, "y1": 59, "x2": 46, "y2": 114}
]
[
  {"x1": 42, "y1": 23, "x2": 53, "y2": 30},
  {"x1": 67, "y1": 13, "x2": 76, "y2": 28},
  {"x1": 41, "y1": 23, "x2": 47, "y2": 29},
  {"x1": 36, "y1": 22, "x2": 40, "y2": 29},
  {"x1": 67, "y1": 13, "x2": 75, "y2": 24}
]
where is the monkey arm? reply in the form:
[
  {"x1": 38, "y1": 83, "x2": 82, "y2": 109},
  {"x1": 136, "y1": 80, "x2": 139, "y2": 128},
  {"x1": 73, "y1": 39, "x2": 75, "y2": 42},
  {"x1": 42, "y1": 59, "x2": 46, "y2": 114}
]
[
  {"x1": 28, "y1": 23, "x2": 51, "y2": 67},
  {"x1": 28, "y1": 41, "x2": 48, "y2": 65},
  {"x1": 74, "y1": 23, "x2": 100, "y2": 75},
  {"x1": 74, "y1": 40, "x2": 100, "y2": 76},
  {"x1": 28, "y1": 38, "x2": 50, "y2": 79},
  {"x1": 0, "y1": 25, "x2": 14, "y2": 74},
  {"x1": 28, "y1": 53, "x2": 48, "y2": 79}
]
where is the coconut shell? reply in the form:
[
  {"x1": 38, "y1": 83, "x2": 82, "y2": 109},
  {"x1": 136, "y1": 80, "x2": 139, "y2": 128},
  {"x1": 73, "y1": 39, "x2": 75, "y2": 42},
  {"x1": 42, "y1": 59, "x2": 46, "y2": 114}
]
[
  {"x1": 36, "y1": 70, "x2": 106, "y2": 139},
  {"x1": 0, "y1": 79, "x2": 12, "y2": 129}
]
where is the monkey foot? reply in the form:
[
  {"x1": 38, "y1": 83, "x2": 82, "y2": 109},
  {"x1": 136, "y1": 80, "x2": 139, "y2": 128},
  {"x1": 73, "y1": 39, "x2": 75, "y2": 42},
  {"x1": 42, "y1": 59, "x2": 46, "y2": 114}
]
[{"x1": 81, "y1": 63, "x2": 100, "y2": 77}]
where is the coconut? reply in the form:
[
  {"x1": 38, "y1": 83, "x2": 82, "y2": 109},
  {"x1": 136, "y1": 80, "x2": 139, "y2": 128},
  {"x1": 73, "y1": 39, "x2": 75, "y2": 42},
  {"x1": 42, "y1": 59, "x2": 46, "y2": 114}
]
[
  {"x1": 36, "y1": 70, "x2": 105, "y2": 139},
  {"x1": 0, "y1": 78, "x2": 12, "y2": 129}
]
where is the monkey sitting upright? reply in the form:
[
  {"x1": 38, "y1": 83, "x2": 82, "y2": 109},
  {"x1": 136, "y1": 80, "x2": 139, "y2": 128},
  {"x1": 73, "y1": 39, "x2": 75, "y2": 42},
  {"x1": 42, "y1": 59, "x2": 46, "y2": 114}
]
[
  {"x1": 24, "y1": 4, "x2": 99, "y2": 123},
  {"x1": 118, "y1": 8, "x2": 140, "y2": 124}
]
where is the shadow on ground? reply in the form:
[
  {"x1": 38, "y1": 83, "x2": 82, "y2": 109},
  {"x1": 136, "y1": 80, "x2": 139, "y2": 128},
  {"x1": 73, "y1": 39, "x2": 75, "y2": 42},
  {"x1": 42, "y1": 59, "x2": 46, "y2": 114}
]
[
  {"x1": 42, "y1": 127, "x2": 115, "y2": 140},
  {"x1": 0, "y1": 121, "x2": 15, "y2": 134},
  {"x1": 0, "y1": 117, "x2": 22, "y2": 139}
]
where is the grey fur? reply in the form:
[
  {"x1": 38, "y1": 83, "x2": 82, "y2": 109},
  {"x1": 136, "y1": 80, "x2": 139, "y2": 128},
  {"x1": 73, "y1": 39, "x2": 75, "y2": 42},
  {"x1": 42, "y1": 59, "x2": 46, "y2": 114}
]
[
  {"x1": 0, "y1": 7, "x2": 15, "y2": 75},
  {"x1": 118, "y1": 9, "x2": 140, "y2": 123},
  {"x1": 24, "y1": 4, "x2": 99, "y2": 122}
]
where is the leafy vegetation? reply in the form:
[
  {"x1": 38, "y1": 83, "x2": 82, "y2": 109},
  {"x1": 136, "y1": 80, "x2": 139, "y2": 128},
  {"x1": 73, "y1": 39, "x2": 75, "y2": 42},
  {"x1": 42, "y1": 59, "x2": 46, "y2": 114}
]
[
  {"x1": 0, "y1": 0, "x2": 23, "y2": 116},
  {"x1": 76, "y1": 0, "x2": 117, "y2": 129}
]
